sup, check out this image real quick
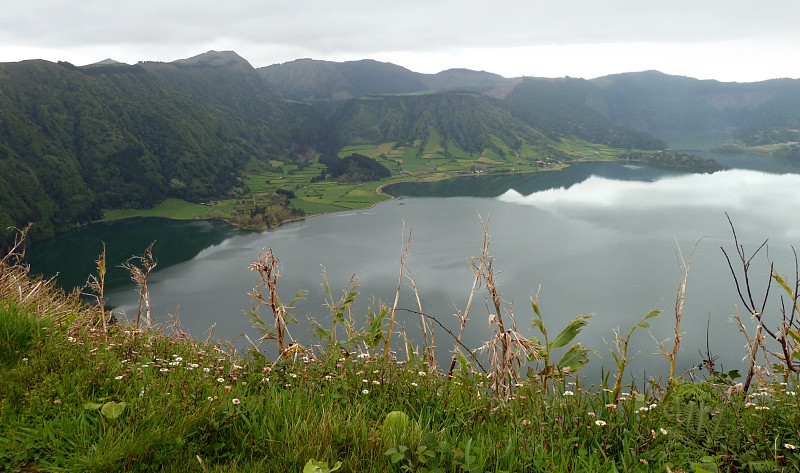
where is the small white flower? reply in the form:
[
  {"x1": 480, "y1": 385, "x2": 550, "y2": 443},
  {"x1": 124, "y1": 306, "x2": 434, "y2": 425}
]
[
  {"x1": 563, "y1": 390, "x2": 574, "y2": 396},
  {"x1": 361, "y1": 389, "x2": 369, "y2": 395},
  {"x1": 595, "y1": 420, "x2": 607, "y2": 426}
]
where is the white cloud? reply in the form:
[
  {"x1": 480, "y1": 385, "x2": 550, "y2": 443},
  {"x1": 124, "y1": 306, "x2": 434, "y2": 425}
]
[{"x1": 2, "y1": 0, "x2": 800, "y2": 80}]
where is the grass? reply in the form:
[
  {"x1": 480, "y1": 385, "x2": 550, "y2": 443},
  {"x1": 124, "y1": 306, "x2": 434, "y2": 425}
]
[
  {"x1": 2, "y1": 224, "x2": 800, "y2": 472},
  {"x1": 102, "y1": 199, "x2": 220, "y2": 221},
  {"x1": 97, "y1": 137, "x2": 632, "y2": 231}
]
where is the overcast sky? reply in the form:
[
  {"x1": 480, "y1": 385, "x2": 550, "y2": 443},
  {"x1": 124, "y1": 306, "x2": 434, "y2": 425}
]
[{"x1": 2, "y1": 0, "x2": 799, "y2": 82}]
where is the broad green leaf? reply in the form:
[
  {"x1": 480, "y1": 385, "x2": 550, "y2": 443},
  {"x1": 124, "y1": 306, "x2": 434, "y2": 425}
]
[
  {"x1": 311, "y1": 325, "x2": 331, "y2": 340},
  {"x1": 557, "y1": 343, "x2": 592, "y2": 372},
  {"x1": 83, "y1": 402, "x2": 103, "y2": 410},
  {"x1": 100, "y1": 401, "x2": 126, "y2": 419},
  {"x1": 550, "y1": 314, "x2": 592, "y2": 350},
  {"x1": 302, "y1": 459, "x2": 342, "y2": 473}
]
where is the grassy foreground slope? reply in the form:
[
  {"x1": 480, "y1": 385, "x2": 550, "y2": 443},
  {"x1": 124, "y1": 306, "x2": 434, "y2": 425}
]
[{"x1": 1, "y1": 229, "x2": 799, "y2": 473}]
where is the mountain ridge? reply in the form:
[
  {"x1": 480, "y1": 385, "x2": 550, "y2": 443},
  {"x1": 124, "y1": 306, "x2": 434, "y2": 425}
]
[{"x1": 1, "y1": 50, "x2": 798, "y2": 249}]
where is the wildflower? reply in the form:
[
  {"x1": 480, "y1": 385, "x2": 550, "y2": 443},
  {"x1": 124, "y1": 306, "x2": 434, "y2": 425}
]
[
  {"x1": 587, "y1": 412, "x2": 596, "y2": 417},
  {"x1": 605, "y1": 403, "x2": 617, "y2": 409},
  {"x1": 563, "y1": 390, "x2": 574, "y2": 396},
  {"x1": 594, "y1": 420, "x2": 607, "y2": 426},
  {"x1": 522, "y1": 419, "x2": 531, "y2": 426},
  {"x1": 217, "y1": 377, "x2": 225, "y2": 383},
  {"x1": 755, "y1": 406, "x2": 770, "y2": 411},
  {"x1": 639, "y1": 459, "x2": 648, "y2": 465},
  {"x1": 745, "y1": 402, "x2": 756, "y2": 408},
  {"x1": 115, "y1": 375, "x2": 124, "y2": 380},
  {"x1": 291, "y1": 373, "x2": 298, "y2": 378},
  {"x1": 660, "y1": 427, "x2": 668, "y2": 435},
  {"x1": 224, "y1": 385, "x2": 232, "y2": 392},
  {"x1": 207, "y1": 396, "x2": 214, "y2": 401},
  {"x1": 418, "y1": 371, "x2": 427, "y2": 377},
  {"x1": 241, "y1": 381, "x2": 247, "y2": 386},
  {"x1": 232, "y1": 398, "x2": 240, "y2": 405},
  {"x1": 174, "y1": 356, "x2": 183, "y2": 362},
  {"x1": 786, "y1": 391, "x2": 797, "y2": 396},
  {"x1": 410, "y1": 382, "x2": 418, "y2": 387},
  {"x1": 362, "y1": 379, "x2": 369, "y2": 383},
  {"x1": 142, "y1": 364, "x2": 150, "y2": 368},
  {"x1": 786, "y1": 444, "x2": 796, "y2": 450},
  {"x1": 361, "y1": 389, "x2": 369, "y2": 395},
  {"x1": 649, "y1": 403, "x2": 658, "y2": 409},
  {"x1": 324, "y1": 375, "x2": 332, "y2": 381},
  {"x1": 638, "y1": 406, "x2": 650, "y2": 413},
  {"x1": 160, "y1": 368, "x2": 169, "y2": 372},
  {"x1": 372, "y1": 380, "x2": 380, "y2": 385}
]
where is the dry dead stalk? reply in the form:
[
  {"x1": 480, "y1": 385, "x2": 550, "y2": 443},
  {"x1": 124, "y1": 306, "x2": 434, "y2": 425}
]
[
  {"x1": 249, "y1": 247, "x2": 297, "y2": 358},
  {"x1": 121, "y1": 242, "x2": 157, "y2": 330},
  {"x1": 471, "y1": 216, "x2": 540, "y2": 400},
  {"x1": 384, "y1": 224, "x2": 412, "y2": 359}
]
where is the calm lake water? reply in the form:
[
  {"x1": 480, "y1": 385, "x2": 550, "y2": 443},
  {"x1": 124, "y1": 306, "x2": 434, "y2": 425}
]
[{"x1": 27, "y1": 152, "x2": 800, "y2": 382}]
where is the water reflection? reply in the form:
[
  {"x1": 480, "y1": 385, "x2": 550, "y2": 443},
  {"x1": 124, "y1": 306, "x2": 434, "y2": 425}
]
[{"x1": 27, "y1": 156, "x2": 800, "y2": 383}]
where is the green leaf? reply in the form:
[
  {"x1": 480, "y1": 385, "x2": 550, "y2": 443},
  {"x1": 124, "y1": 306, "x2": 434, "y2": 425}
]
[
  {"x1": 634, "y1": 309, "x2": 661, "y2": 329},
  {"x1": 311, "y1": 324, "x2": 331, "y2": 341},
  {"x1": 83, "y1": 402, "x2": 103, "y2": 410},
  {"x1": 549, "y1": 314, "x2": 592, "y2": 350},
  {"x1": 100, "y1": 401, "x2": 126, "y2": 419},
  {"x1": 302, "y1": 459, "x2": 342, "y2": 473},
  {"x1": 557, "y1": 343, "x2": 592, "y2": 372}
]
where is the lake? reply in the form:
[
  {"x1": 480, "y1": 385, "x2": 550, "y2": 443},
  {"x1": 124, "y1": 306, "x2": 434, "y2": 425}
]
[{"x1": 27, "y1": 152, "x2": 800, "y2": 383}]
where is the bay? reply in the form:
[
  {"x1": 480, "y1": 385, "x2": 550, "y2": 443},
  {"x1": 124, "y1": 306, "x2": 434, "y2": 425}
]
[{"x1": 26, "y1": 155, "x2": 800, "y2": 382}]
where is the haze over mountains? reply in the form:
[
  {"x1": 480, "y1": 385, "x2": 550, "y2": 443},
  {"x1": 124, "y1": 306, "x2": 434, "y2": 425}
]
[{"x1": 2, "y1": 50, "x2": 800, "y2": 247}]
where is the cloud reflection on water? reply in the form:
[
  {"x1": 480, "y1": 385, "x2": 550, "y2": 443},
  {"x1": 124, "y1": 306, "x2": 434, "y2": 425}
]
[{"x1": 498, "y1": 169, "x2": 800, "y2": 243}]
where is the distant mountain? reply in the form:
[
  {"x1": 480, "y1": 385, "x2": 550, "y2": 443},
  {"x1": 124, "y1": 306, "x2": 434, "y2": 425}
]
[
  {"x1": 324, "y1": 92, "x2": 551, "y2": 156},
  {"x1": 4, "y1": 50, "x2": 800, "y2": 249},
  {"x1": 262, "y1": 58, "x2": 800, "y2": 148},
  {"x1": 591, "y1": 71, "x2": 800, "y2": 147},
  {"x1": 503, "y1": 77, "x2": 667, "y2": 150},
  {"x1": 258, "y1": 58, "x2": 427, "y2": 101}
]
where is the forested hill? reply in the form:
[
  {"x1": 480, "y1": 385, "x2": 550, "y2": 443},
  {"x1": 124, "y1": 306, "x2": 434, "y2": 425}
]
[
  {"x1": 262, "y1": 59, "x2": 800, "y2": 148},
  {"x1": 0, "y1": 51, "x2": 320, "y2": 245},
  {"x1": 589, "y1": 70, "x2": 800, "y2": 146},
  {"x1": 324, "y1": 93, "x2": 554, "y2": 156},
  {"x1": 258, "y1": 58, "x2": 511, "y2": 101},
  {"x1": 4, "y1": 51, "x2": 800, "y2": 250}
]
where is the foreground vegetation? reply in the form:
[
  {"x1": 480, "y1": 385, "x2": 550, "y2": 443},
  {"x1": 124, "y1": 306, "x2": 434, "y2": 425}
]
[{"x1": 2, "y1": 223, "x2": 799, "y2": 472}]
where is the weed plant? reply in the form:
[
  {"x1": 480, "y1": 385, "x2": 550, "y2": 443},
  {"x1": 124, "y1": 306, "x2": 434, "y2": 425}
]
[{"x1": 1, "y1": 225, "x2": 800, "y2": 472}]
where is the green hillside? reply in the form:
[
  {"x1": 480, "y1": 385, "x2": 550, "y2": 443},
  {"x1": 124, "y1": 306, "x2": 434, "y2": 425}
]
[
  {"x1": 0, "y1": 52, "x2": 318, "y2": 246},
  {"x1": 3, "y1": 52, "x2": 799, "y2": 251}
]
